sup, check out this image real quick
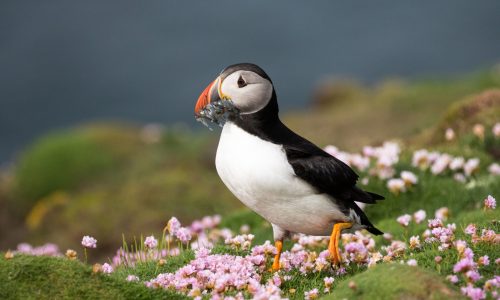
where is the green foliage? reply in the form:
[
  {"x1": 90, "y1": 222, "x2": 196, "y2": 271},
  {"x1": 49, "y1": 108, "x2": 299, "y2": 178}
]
[
  {"x1": 285, "y1": 68, "x2": 500, "y2": 150},
  {"x1": 0, "y1": 254, "x2": 187, "y2": 299},
  {"x1": 13, "y1": 124, "x2": 143, "y2": 213},
  {"x1": 327, "y1": 264, "x2": 463, "y2": 300}
]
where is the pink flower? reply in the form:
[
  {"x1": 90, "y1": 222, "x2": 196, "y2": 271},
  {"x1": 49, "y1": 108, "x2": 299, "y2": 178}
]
[
  {"x1": 464, "y1": 158, "x2": 480, "y2": 177},
  {"x1": 449, "y1": 157, "x2": 465, "y2": 171},
  {"x1": 434, "y1": 256, "x2": 442, "y2": 264},
  {"x1": 428, "y1": 218, "x2": 443, "y2": 229},
  {"x1": 434, "y1": 207, "x2": 449, "y2": 220},
  {"x1": 484, "y1": 195, "x2": 496, "y2": 209},
  {"x1": 401, "y1": 171, "x2": 418, "y2": 186},
  {"x1": 431, "y1": 154, "x2": 451, "y2": 175},
  {"x1": 465, "y1": 270, "x2": 481, "y2": 283},
  {"x1": 271, "y1": 274, "x2": 281, "y2": 287},
  {"x1": 175, "y1": 227, "x2": 192, "y2": 243},
  {"x1": 126, "y1": 274, "x2": 139, "y2": 282},
  {"x1": 324, "y1": 276, "x2": 335, "y2": 289},
  {"x1": 447, "y1": 275, "x2": 459, "y2": 284},
  {"x1": 167, "y1": 217, "x2": 181, "y2": 235},
  {"x1": 407, "y1": 259, "x2": 417, "y2": 266},
  {"x1": 413, "y1": 210, "x2": 426, "y2": 224},
  {"x1": 412, "y1": 149, "x2": 430, "y2": 169},
  {"x1": 81, "y1": 236, "x2": 97, "y2": 248},
  {"x1": 144, "y1": 235, "x2": 158, "y2": 249},
  {"x1": 461, "y1": 285, "x2": 485, "y2": 300},
  {"x1": 488, "y1": 163, "x2": 500, "y2": 175},
  {"x1": 453, "y1": 258, "x2": 475, "y2": 273},
  {"x1": 478, "y1": 255, "x2": 489, "y2": 266},
  {"x1": 454, "y1": 173, "x2": 467, "y2": 183},
  {"x1": 387, "y1": 179, "x2": 406, "y2": 194},
  {"x1": 464, "y1": 224, "x2": 476, "y2": 235},
  {"x1": 304, "y1": 288, "x2": 319, "y2": 300},
  {"x1": 493, "y1": 122, "x2": 500, "y2": 137},
  {"x1": 409, "y1": 236, "x2": 421, "y2": 250},
  {"x1": 102, "y1": 263, "x2": 113, "y2": 274},
  {"x1": 396, "y1": 214, "x2": 411, "y2": 227}
]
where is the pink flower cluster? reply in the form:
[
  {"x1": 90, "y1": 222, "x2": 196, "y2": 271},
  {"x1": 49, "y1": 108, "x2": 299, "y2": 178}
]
[
  {"x1": 324, "y1": 141, "x2": 401, "y2": 180},
  {"x1": 81, "y1": 235, "x2": 97, "y2": 248},
  {"x1": 412, "y1": 149, "x2": 480, "y2": 179},
  {"x1": 483, "y1": 195, "x2": 496, "y2": 210},
  {"x1": 15, "y1": 243, "x2": 61, "y2": 256},
  {"x1": 146, "y1": 247, "x2": 284, "y2": 299},
  {"x1": 387, "y1": 171, "x2": 418, "y2": 195},
  {"x1": 225, "y1": 234, "x2": 255, "y2": 250},
  {"x1": 424, "y1": 218, "x2": 456, "y2": 251}
]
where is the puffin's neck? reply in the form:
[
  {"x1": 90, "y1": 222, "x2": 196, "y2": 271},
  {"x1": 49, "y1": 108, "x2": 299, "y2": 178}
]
[{"x1": 229, "y1": 90, "x2": 280, "y2": 137}]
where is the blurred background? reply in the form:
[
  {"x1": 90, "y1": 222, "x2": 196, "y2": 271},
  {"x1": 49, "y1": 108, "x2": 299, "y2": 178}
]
[{"x1": 1, "y1": 1, "x2": 499, "y2": 258}]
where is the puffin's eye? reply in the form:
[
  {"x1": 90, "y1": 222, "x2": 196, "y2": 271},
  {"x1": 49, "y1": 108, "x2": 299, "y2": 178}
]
[{"x1": 237, "y1": 75, "x2": 247, "y2": 88}]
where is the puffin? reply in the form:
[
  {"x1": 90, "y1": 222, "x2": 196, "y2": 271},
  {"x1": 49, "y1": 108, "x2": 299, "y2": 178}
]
[{"x1": 194, "y1": 63, "x2": 383, "y2": 271}]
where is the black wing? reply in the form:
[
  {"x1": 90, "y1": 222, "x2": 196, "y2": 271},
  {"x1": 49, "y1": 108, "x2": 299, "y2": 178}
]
[
  {"x1": 231, "y1": 111, "x2": 383, "y2": 203},
  {"x1": 268, "y1": 123, "x2": 382, "y2": 204}
]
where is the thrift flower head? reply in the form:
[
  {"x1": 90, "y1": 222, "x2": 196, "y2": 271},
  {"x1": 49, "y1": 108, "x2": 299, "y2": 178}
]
[
  {"x1": 407, "y1": 259, "x2": 417, "y2": 266},
  {"x1": 464, "y1": 158, "x2": 480, "y2": 177},
  {"x1": 431, "y1": 154, "x2": 451, "y2": 175},
  {"x1": 65, "y1": 249, "x2": 77, "y2": 260},
  {"x1": 428, "y1": 218, "x2": 443, "y2": 229},
  {"x1": 449, "y1": 157, "x2": 465, "y2": 171},
  {"x1": 144, "y1": 235, "x2": 158, "y2": 249},
  {"x1": 454, "y1": 173, "x2": 467, "y2": 183},
  {"x1": 435, "y1": 207, "x2": 449, "y2": 220},
  {"x1": 387, "y1": 179, "x2": 406, "y2": 194},
  {"x1": 396, "y1": 214, "x2": 411, "y2": 227},
  {"x1": 461, "y1": 285, "x2": 485, "y2": 300},
  {"x1": 484, "y1": 195, "x2": 496, "y2": 210},
  {"x1": 304, "y1": 288, "x2": 319, "y2": 300},
  {"x1": 493, "y1": 122, "x2": 500, "y2": 137},
  {"x1": 413, "y1": 210, "x2": 426, "y2": 224},
  {"x1": 126, "y1": 275, "x2": 139, "y2": 282},
  {"x1": 81, "y1": 236, "x2": 97, "y2": 248},
  {"x1": 472, "y1": 123, "x2": 485, "y2": 139},
  {"x1": 102, "y1": 263, "x2": 113, "y2": 274},
  {"x1": 478, "y1": 255, "x2": 489, "y2": 266},
  {"x1": 324, "y1": 277, "x2": 335, "y2": 292},
  {"x1": 464, "y1": 224, "x2": 477, "y2": 235},
  {"x1": 447, "y1": 275, "x2": 459, "y2": 284},
  {"x1": 412, "y1": 149, "x2": 430, "y2": 169},
  {"x1": 409, "y1": 236, "x2": 421, "y2": 250},
  {"x1": 167, "y1": 217, "x2": 181, "y2": 235},
  {"x1": 401, "y1": 171, "x2": 418, "y2": 186},
  {"x1": 453, "y1": 257, "x2": 475, "y2": 273},
  {"x1": 445, "y1": 128, "x2": 455, "y2": 141},
  {"x1": 175, "y1": 227, "x2": 192, "y2": 243},
  {"x1": 488, "y1": 163, "x2": 500, "y2": 175}
]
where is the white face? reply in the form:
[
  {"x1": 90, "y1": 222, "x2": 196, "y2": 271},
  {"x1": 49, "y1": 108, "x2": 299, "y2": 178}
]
[{"x1": 219, "y1": 70, "x2": 273, "y2": 114}]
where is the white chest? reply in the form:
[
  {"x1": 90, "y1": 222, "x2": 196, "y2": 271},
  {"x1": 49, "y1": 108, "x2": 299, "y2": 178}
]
[
  {"x1": 214, "y1": 122, "x2": 348, "y2": 235},
  {"x1": 215, "y1": 122, "x2": 305, "y2": 205}
]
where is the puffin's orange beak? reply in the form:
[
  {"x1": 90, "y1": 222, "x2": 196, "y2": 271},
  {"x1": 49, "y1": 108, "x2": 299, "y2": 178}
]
[{"x1": 194, "y1": 77, "x2": 222, "y2": 116}]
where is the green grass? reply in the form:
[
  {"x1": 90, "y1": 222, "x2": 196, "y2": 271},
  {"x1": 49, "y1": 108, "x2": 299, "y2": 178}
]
[
  {"x1": 327, "y1": 264, "x2": 464, "y2": 300},
  {"x1": 0, "y1": 255, "x2": 187, "y2": 300}
]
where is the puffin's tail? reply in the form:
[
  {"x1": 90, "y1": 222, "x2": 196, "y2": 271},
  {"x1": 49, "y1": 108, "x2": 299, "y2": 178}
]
[
  {"x1": 350, "y1": 200, "x2": 384, "y2": 235},
  {"x1": 366, "y1": 226, "x2": 384, "y2": 235},
  {"x1": 348, "y1": 187, "x2": 385, "y2": 204}
]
